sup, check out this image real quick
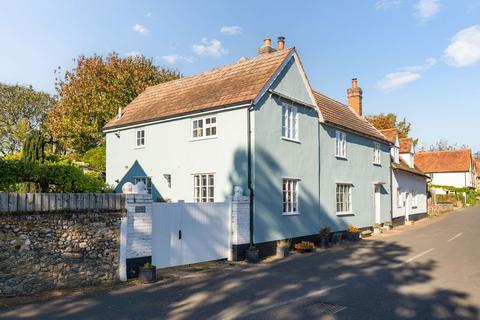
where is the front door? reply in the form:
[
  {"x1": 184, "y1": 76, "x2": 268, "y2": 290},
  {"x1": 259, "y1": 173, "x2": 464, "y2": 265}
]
[{"x1": 374, "y1": 184, "x2": 381, "y2": 224}]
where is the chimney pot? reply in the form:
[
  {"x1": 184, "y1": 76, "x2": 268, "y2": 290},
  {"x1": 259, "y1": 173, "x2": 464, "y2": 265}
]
[
  {"x1": 258, "y1": 37, "x2": 277, "y2": 55},
  {"x1": 264, "y1": 38, "x2": 272, "y2": 46},
  {"x1": 277, "y1": 36, "x2": 285, "y2": 50},
  {"x1": 347, "y1": 78, "x2": 363, "y2": 115}
]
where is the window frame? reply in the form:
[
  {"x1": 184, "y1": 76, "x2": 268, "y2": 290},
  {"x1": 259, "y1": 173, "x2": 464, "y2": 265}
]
[
  {"x1": 281, "y1": 103, "x2": 299, "y2": 142},
  {"x1": 193, "y1": 173, "x2": 215, "y2": 203},
  {"x1": 373, "y1": 142, "x2": 381, "y2": 165},
  {"x1": 191, "y1": 115, "x2": 217, "y2": 140},
  {"x1": 135, "y1": 128, "x2": 145, "y2": 148},
  {"x1": 134, "y1": 176, "x2": 152, "y2": 194},
  {"x1": 412, "y1": 191, "x2": 418, "y2": 208},
  {"x1": 282, "y1": 178, "x2": 300, "y2": 215},
  {"x1": 335, "y1": 130, "x2": 347, "y2": 158},
  {"x1": 336, "y1": 183, "x2": 352, "y2": 215}
]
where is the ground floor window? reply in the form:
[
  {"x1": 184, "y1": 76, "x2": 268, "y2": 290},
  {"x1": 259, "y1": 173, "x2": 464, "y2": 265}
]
[
  {"x1": 193, "y1": 174, "x2": 214, "y2": 202},
  {"x1": 412, "y1": 191, "x2": 418, "y2": 207},
  {"x1": 134, "y1": 176, "x2": 152, "y2": 194},
  {"x1": 336, "y1": 184, "x2": 352, "y2": 214},
  {"x1": 282, "y1": 179, "x2": 299, "y2": 214}
]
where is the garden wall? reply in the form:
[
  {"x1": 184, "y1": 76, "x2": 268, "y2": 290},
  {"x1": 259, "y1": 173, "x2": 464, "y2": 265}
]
[{"x1": 0, "y1": 208, "x2": 124, "y2": 296}]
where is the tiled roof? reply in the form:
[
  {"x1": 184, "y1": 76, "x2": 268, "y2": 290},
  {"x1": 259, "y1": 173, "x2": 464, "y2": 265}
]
[
  {"x1": 379, "y1": 129, "x2": 398, "y2": 143},
  {"x1": 476, "y1": 159, "x2": 480, "y2": 175},
  {"x1": 104, "y1": 48, "x2": 294, "y2": 129},
  {"x1": 313, "y1": 92, "x2": 390, "y2": 143},
  {"x1": 392, "y1": 158, "x2": 428, "y2": 177},
  {"x1": 415, "y1": 149, "x2": 473, "y2": 173},
  {"x1": 399, "y1": 138, "x2": 413, "y2": 153}
]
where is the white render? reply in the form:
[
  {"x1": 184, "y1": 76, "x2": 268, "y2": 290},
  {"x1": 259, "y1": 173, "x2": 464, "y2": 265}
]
[
  {"x1": 429, "y1": 171, "x2": 476, "y2": 194},
  {"x1": 392, "y1": 170, "x2": 427, "y2": 219},
  {"x1": 106, "y1": 107, "x2": 249, "y2": 202}
]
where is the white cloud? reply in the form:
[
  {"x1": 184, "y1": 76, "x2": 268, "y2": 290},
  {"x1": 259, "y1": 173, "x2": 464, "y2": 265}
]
[
  {"x1": 192, "y1": 38, "x2": 228, "y2": 58},
  {"x1": 444, "y1": 25, "x2": 480, "y2": 67},
  {"x1": 374, "y1": 0, "x2": 401, "y2": 10},
  {"x1": 220, "y1": 25, "x2": 242, "y2": 35},
  {"x1": 157, "y1": 54, "x2": 194, "y2": 64},
  {"x1": 125, "y1": 51, "x2": 142, "y2": 57},
  {"x1": 414, "y1": 0, "x2": 440, "y2": 21},
  {"x1": 377, "y1": 57, "x2": 436, "y2": 91},
  {"x1": 377, "y1": 71, "x2": 421, "y2": 91},
  {"x1": 133, "y1": 23, "x2": 149, "y2": 35}
]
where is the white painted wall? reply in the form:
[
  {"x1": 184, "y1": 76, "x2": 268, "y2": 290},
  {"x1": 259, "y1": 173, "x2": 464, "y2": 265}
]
[
  {"x1": 392, "y1": 170, "x2": 427, "y2": 218},
  {"x1": 430, "y1": 172, "x2": 472, "y2": 194},
  {"x1": 106, "y1": 107, "x2": 249, "y2": 202},
  {"x1": 400, "y1": 152, "x2": 414, "y2": 168}
]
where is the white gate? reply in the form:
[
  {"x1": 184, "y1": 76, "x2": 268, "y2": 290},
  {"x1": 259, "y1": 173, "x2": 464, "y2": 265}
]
[{"x1": 152, "y1": 202, "x2": 231, "y2": 268}]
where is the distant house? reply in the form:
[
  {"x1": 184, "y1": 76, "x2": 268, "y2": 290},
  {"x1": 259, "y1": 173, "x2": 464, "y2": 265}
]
[
  {"x1": 476, "y1": 159, "x2": 480, "y2": 190},
  {"x1": 415, "y1": 149, "x2": 477, "y2": 194},
  {"x1": 380, "y1": 129, "x2": 428, "y2": 224}
]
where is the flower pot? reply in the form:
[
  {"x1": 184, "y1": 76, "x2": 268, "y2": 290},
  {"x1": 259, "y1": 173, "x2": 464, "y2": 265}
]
[
  {"x1": 347, "y1": 232, "x2": 360, "y2": 242},
  {"x1": 276, "y1": 247, "x2": 289, "y2": 258},
  {"x1": 246, "y1": 249, "x2": 260, "y2": 263},
  {"x1": 138, "y1": 266, "x2": 157, "y2": 283},
  {"x1": 320, "y1": 237, "x2": 329, "y2": 248}
]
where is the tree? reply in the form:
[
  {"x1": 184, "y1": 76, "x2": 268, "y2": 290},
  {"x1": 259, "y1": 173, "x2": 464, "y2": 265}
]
[
  {"x1": 22, "y1": 130, "x2": 45, "y2": 163},
  {"x1": 366, "y1": 113, "x2": 412, "y2": 139},
  {"x1": 0, "y1": 83, "x2": 56, "y2": 155},
  {"x1": 428, "y1": 139, "x2": 468, "y2": 151},
  {"x1": 48, "y1": 53, "x2": 181, "y2": 153}
]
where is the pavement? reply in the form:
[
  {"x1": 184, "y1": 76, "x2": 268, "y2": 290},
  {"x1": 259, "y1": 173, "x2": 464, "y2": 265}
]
[{"x1": 1, "y1": 207, "x2": 479, "y2": 320}]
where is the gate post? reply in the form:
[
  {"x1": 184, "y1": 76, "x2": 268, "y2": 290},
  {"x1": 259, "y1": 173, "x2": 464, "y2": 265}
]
[
  {"x1": 119, "y1": 182, "x2": 153, "y2": 281},
  {"x1": 230, "y1": 186, "x2": 250, "y2": 261}
]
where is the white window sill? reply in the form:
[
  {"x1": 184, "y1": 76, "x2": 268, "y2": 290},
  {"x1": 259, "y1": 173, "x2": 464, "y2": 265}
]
[
  {"x1": 336, "y1": 212, "x2": 353, "y2": 216},
  {"x1": 282, "y1": 137, "x2": 301, "y2": 144},
  {"x1": 190, "y1": 136, "x2": 218, "y2": 142},
  {"x1": 282, "y1": 212, "x2": 300, "y2": 216},
  {"x1": 134, "y1": 146, "x2": 146, "y2": 149},
  {"x1": 335, "y1": 155, "x2": 347, "y2": 160}
]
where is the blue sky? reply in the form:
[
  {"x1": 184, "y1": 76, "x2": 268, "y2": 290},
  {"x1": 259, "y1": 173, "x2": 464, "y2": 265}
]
[{"x1": 1, "y1": 0, "x2": 479, "y2": 150}]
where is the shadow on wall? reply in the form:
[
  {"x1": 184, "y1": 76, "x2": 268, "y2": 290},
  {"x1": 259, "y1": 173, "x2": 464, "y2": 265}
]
[
  {"x1": 3, "y1": 238, "x2": 478, "y2": 319},
  {"x1": 115, "y1": 160, "x2": 163, "y2": 201}
]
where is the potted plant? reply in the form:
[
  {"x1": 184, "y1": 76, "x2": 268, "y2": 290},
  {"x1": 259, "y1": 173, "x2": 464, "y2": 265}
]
[
  {"x1": 331, "y1": 232, "x2": 343, "y2": 245},
  {"x1": 373, "y1": 223, "x2": 382, "y2": 235},
  {"x1": 138, "y1": 262, "x2": 156, "y2": 283},
  {"x1": 318, "y1": 226, "x2": 331, "y2": 248},
  {"x1": 346, "y1": 225, "x2": 361, "y2": 241},
  {"x1": 276, "y1": 239, "x2": 290, "y2": 258},
  {"x1": 294, "y1": 241, "x2": 315, "y2": 253},
  {"x1": 245, "y1": 244, "x2": 260, "y2": 263}
]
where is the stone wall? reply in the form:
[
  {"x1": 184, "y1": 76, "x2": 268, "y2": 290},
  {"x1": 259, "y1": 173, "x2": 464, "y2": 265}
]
[{"x1": 0, "y1": 210, "x2": 123, "y2": 296}]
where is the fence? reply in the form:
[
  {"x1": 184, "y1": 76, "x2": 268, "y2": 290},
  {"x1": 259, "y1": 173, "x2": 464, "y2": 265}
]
[{"x1": 0, "y1": 192, "x2": 125, "y2": 213}]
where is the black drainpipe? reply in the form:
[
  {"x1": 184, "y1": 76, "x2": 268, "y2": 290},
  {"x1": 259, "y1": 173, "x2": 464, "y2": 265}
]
[{"x1": 247, "y1": 102, "x2": 254, "y2": 246}]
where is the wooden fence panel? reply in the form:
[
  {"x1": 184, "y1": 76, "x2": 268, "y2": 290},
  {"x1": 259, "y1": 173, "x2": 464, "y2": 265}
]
[{"x1": 0, "y1": 192, "x2": 124, "y2": 213}]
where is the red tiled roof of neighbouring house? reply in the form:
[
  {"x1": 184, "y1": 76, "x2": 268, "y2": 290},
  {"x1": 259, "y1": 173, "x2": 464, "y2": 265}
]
[
  {"x1": 476, "y1": 159, "x2": 480, "y2": 175},
  {"x1": 104, "y1": 48, "x2": 294, "y2": 129},
  {"x1": 415, "y1": 149, "x2": 473, "y2": 173},
  {"x1": 392, "y1": 158, "x2": 428, "y2": 177},
  {"x1": 399, "y1": 138, "x2": 413, "y2": 153},
  {"x1": 313, "y1": 92, "x2": 391, "y2": 143},
  {"x1": 379, "y1": 128, "x2": 398, "y2": 143}
]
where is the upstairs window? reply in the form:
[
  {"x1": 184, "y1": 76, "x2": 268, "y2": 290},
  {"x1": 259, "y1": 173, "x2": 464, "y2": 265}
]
[
  {"x1": 136, "y1": 129, "x2": 145, "y2": 147},
  {"x1": 192, "y1": 116, "x2": 217, "y2": 139},
  {"x1": 193, "y1": 174, "x2": 214, "y2": 202},
  {"x1": 282, "y1": 103, "x2": 298, "y2": 141},
  {"x1": 373, "y1": 142, "x2": 381, "y2": 165},
  {"x1": 335, "y1": 130, "x2": 347, "y2": 158},
  {"x1": 282, "y1": 179, "x2": 299, "y2": 214}
]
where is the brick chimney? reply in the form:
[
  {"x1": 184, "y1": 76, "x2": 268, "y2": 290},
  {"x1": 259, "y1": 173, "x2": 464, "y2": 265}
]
[
  {"x1": 347, "y1": 78, "x2": 363, "y2": 115},
  {"x1": 277, "y1": 36, "x2": 285, "y2": 50},
  {"x1": 258, "y1": 38, "x2": 276, "y2": 55}
]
